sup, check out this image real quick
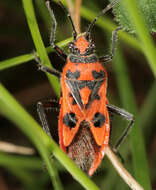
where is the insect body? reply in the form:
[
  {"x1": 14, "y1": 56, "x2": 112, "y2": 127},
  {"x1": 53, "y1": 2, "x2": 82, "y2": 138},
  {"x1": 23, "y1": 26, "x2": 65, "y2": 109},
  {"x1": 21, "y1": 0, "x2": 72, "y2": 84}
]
[
  {"x1": 59, "y1": 37, "x2": 110, "y2": 175},
  {"x1": 37, "y1": 0, "x2": 134, "y2": 176}
]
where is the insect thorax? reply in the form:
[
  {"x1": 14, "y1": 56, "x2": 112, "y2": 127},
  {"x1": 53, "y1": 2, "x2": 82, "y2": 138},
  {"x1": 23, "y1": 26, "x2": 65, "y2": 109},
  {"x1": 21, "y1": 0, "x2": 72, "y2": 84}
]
[{"x1": 68, "y1": 54, "x2": 98, "y2": 64}]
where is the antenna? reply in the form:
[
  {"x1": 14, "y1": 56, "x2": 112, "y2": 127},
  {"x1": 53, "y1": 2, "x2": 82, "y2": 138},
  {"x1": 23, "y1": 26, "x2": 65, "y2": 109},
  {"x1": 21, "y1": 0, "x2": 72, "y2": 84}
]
[
  {"x1": 58, "y1": 1, "x2": 77, "y2": 40},
  {"x1": 85, "y1": 0, "x2": 119, "y2": 39}
]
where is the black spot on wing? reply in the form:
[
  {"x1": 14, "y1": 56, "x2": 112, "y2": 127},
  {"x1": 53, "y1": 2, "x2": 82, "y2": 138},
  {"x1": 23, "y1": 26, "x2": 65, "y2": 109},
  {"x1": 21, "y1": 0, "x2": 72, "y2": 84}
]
[
  {"x1": 94, "y1": 94, "x2": 100, "y2": 100},
  {"x1": 92, "y1": 112, "x2": 105, "y2": 128},
  {"x1": 66, "y1": 70, "x2": 80, "y2": 79},
  {"x1": 63, "y1": 112, "x2": 77, "y2": 128},
  {"x1": 92, "y1": 70, "x2": 105, "y2": 79}
]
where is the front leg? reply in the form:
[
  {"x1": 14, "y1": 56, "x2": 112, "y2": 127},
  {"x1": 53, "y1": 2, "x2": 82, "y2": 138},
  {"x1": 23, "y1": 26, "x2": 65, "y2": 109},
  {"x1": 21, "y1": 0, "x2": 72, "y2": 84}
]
[
  {"x1": 46, "y1": 1, "x2": 67, "y2": 61},
  {"x1": 34, "y1": 53, "x2": 61, "y2": 78},
  {"x1": 38, "y1": 64, "x2": 61, "y2": 78},
  {"x1": 99, "y1": 26, "x2": 122, "y2": 63}
]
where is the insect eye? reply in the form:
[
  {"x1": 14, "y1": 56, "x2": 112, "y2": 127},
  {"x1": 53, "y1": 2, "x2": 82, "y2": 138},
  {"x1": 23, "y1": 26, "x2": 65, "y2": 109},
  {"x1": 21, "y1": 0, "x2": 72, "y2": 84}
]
[
  {"x1": 84, "y1": 43, "x2": 96, "y2": 55},
  {"x1": 90, "y1": 43, "x2": 95, "y2": 50},
  {"x1": 68, "y1": 42, "x2": 80, "y2": 54},
  {"x1": 68, "y1": 42, "x2": 74, "y2": 49}
]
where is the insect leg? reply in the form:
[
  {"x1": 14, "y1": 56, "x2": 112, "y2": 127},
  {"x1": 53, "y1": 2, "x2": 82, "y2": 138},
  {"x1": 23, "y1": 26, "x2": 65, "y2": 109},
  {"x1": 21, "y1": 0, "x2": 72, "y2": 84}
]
[
  {"x1": 38, "y1": 64, "x2": 61, "y2": 78},
  {"x1": 107, "y1": 104, "x2": 134, "y2": 152},
  {"x1": 34, "y1": 53, "x2": 61, "y2": 78},
  {"x1": 99, "y1": 26, "x2": 122, "y2": 63},
  {"x1": 37, "y1": 99, "x2": 59, "y2": 137},
  {"x1": 46, "y1": 1, "x2": 67, "y2": 61}
]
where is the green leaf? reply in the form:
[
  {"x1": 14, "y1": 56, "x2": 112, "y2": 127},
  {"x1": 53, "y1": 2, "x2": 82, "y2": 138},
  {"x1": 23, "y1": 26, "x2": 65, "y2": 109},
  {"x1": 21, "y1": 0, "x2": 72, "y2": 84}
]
[
  {"x1": 112, "y1": 0, "x2": 156, "y2": 33},
  {"x1": 111, "y1": 0, "x2": 156, "y2": 79}
]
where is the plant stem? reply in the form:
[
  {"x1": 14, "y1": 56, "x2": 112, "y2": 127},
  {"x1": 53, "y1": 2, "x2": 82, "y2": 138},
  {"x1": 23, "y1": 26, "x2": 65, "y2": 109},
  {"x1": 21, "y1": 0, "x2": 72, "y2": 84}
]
[{"x1": 22, "y1": 0, "x2": 60, "y2": 96}]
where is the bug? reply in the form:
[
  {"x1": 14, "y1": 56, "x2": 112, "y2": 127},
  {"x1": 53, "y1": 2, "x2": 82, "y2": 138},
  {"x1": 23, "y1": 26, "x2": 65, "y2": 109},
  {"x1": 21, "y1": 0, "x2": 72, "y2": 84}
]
[{"x1": 36, "y1": 0, "x2": 134, "y2": 176}]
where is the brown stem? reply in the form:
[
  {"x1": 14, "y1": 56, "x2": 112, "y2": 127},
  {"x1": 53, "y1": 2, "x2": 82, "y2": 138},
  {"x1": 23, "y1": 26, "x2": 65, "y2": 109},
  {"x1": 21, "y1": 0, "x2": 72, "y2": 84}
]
[
  {"x1": 106, "y1": 146, "x2": 144, "y2": 190},
  {"x1": 66, "y1": 0, "x2": 82, "y2": 34},
  {"x1": 66, "y1": 0, "x2": 74, "y2": 21},
  {"x1": 0, "y1": 141, "x2": 35, "y2": 155},
  {"x1": 74, "y1": 0, "x2": 82, "y2": 34}
]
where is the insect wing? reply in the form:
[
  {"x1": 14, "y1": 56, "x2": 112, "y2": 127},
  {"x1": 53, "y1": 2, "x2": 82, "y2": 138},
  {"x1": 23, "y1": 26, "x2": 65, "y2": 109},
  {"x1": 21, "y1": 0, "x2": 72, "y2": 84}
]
[
  {"x1": 86, "y1": 80, "x2": 110, "y2": 146},
  {"x1": 60, "y1": 79, "x2": 83, "y2": 147}
]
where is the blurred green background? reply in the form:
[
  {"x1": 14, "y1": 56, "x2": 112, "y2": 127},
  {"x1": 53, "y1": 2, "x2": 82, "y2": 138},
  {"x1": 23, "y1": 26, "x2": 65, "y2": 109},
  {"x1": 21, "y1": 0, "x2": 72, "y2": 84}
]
[{"x1": 0, "y1": 0, "x2": 156, "y2": 189}]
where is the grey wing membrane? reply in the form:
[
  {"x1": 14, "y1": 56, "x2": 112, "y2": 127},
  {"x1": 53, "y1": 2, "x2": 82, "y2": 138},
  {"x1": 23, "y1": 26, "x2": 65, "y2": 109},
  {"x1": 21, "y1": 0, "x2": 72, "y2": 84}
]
[
  {"x1": 66, "y1": 79, "x2": 84, "y2": 110},
  {"x1": 66, "y1": 78, "x2": 104, "y2": 110},
  {"x1": 85, "y1": 79, "x2": 104, "y2": 109}
]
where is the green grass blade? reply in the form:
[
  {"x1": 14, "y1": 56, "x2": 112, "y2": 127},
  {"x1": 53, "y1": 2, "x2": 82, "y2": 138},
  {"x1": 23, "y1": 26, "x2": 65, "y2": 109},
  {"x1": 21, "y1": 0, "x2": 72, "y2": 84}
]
[
  {"x1": 0, "y1": 84, "x2": 63, "y2": 190},
  {"x1": 121, "y1": 0, "x2": 156, "y2": 78},
  {"x1": 7, "y1": 167, "x2": 45, "y2": 190},
  {"x1": 113, "y1": 48, "x2": 152, "y2": 190},
  {"x1": 0, "y1": 152, "x2": 42, "y2": 169},
  {"x1": 139, "y1": 81, "x2": 156, "y2": 131},
  {"x1": 35, "y1": 0, "x2": 51, "y2": 29},
  {"x1": 136, "y1": 81, "x2": 156, "y2": 144},
  {"x1": 7, "y1": 167, "x2": 36, "y2": 187},
  {"x1": 0, "y1": 83, "x2": 100, "y2": 190},
  {"x1": 0, "y1": 37, "x2": 73, "y2": 71},
  {"x1": 0, "y1": 53, "x2": 34, "y2": 71},
  {"x1": 22, "y1": 0, "x2": 60, "y2": 96}
]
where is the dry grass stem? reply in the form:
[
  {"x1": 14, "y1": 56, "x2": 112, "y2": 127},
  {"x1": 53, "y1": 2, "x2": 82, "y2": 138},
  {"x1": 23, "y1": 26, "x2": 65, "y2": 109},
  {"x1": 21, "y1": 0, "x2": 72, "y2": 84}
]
[
  {"x1": 66, "y1": 0, "x2": 82, "y2": 33},
  {"x1": 106, "y1": 146, "x2": 144, "y2": 190},
  {"x1": 0, "y1": 141, "x2": 35, "y2": 155},
  {"x1": 67, "y1": 0, "x2": 74, "y2": 23},
  {"x1": 74, "y1": 0, "x2": 82, "y2": 33}
]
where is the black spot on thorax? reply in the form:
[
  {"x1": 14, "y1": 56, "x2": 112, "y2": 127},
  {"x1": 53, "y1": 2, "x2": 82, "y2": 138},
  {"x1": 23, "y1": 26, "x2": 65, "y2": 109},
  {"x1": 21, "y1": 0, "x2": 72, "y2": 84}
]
[{"x1": 69, "y1": 55, "x2": 98, "y2": 63}]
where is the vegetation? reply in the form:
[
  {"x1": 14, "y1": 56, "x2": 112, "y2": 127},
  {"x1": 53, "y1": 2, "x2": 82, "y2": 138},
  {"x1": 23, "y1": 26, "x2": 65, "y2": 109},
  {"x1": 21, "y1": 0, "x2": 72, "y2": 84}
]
[{"x1": 0, "y1": 0, "x2": 155, "y2": 189}]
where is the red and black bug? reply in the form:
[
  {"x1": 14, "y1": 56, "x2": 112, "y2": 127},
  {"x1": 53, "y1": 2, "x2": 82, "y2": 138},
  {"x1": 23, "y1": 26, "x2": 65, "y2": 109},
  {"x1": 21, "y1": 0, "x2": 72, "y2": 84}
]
[{"x1": 36, "y1": 0, "x2": 134, "y2": 176}]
